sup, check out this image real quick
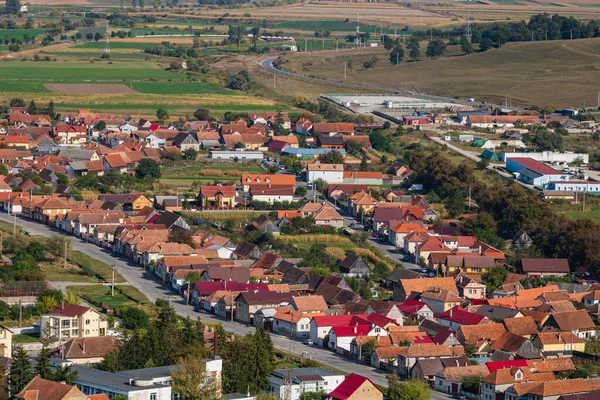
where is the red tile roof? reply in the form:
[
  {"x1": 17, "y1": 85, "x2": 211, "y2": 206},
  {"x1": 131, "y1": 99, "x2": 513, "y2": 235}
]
[
  {"x1": 312, "y1": 314, "x2": 369, "y2": 327},
  {"x1": 327, "y1": 374, "x2": 383, "y2": 400},
  {"x1": 435, "y1": 306, "x2": 488, "y2": 325},
  {"x1": 48, "y1": 303, "x2": 91, "y2": 318},
  {"x1": 508, "y1": 158, "x2": 565, "y2": 176}
]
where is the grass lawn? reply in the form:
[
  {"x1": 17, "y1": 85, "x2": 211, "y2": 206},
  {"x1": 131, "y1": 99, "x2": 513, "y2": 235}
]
[
  {"x1": 13, "y1": 333, "x2": 40, "y2": 344},
  {"x1": 68, "y1": 251, "x2": 126, "y2": 283},
  {"x1": 552, "y1": 206, "x2": 600, "y2": 223},
  {"x1": 0, "y1": 29, "x2": 45, "y2": 40},
  {"x1": 0, "y1": 61, "x2": 182, "y2": 82},
  {"x1": 41, "y1": 260, "x2": 97, "y2": 283},
  {"x1": 69, "y1": 284, "x2": 151, "y2": 309}
]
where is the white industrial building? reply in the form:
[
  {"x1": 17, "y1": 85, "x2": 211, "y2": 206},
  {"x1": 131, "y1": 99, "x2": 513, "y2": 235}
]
[
  {"x1": 307, "y1": 162, "x2": 344, "y2": 183},
  {"x1": 506, "y1": 158, "x2": 569, "y2": 187},
  {"x1": 500, "y1": 151, "x2": 589, "y2": 164},
  {"x1": 548, "y1": 181, "x2": 600, "y2": 192},
  {"x1": 209, "y1": 150, "x2": 264, "y2": 160}
]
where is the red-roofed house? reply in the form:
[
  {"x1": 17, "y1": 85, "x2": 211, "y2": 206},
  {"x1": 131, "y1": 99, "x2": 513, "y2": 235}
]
[
  {"x1": 55, "y1": 125, "x2": 87, "y2": 145},
  {"x1": 198, "y1": 185, "x2": 236, "y2": 209},
  {"x1": 435, "y1": 306, "x2": 490, "y2": 330},
  {"x1": 327, "y1": 373, "x2": 383, "y2": 400},
  {"x1": 41, "y1": 303, "x2": 108, "y2": 341},
  {"x1": 506, "y1": 158, "x2": 568, "y2": 187},
  {"x1": 310, "y1": 314, "x2": 370, "y2": 346}
]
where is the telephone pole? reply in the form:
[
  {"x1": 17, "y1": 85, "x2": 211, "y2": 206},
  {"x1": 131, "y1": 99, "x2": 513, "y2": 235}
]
[
  {"x1": 64, "y1": 241, "x2": 67, "y2": 269},
  {"x1": 103, "y1": 21, "x2": 110, "y2": 59},
  {"x1": 111, "y1": 265, "x2": 115, "y2": 296},
  {"x1": 355, "y1": 13, "x2": 361, "y2": 49},
  {"x1": 465, "y1": 0, "x2": 472, "y2": 39},
  {"x1": 12, "y1": 214, "x2": 16, "y2": 236}
]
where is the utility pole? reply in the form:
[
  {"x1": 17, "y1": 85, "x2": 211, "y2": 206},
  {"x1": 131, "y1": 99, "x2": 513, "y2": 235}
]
[
  {"x1": 336, "y1": 39, "x2": 339, "y2": 51},
  {"x1": 64, "y1": 241, "x2": 67, "y2": 269},
  {"x1": 597, "y1": 91, "x2": 599, "y2": 109},
  {"x1": 0, "y1": 232, "x2": 3, "y2": 257},
  {"x1": 344, "y1": 62, "x2": 347, "y2": 79},
  {"x1": 111, "y1": 265, "x2": 115, "y2": 296},
  {"x1": 358, "y1": 333, "x2": 363, "y2": 363},
  {"x1": 12, "y1": 214, "x2": 16, "y2": 236},
  {"x1": 273, "y1": 73, "x2": 276, "y2": 89},
  {"x1": 468, "y1": 185, "x2": 472, "y2": 210},
  {"x1": 322, "y1": 38, "x2": 324, "y2": 50},
  {"x1": 230, "y1": 291, "x2": 234, "y2": 322}
]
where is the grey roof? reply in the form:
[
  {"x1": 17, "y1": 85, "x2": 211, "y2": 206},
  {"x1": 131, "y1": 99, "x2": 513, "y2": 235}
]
[
  {"x1": 386, "y1": 267, "x2": 420, "y2": 283},
  {"x1": 475, "y1": 305, "x2": 521, "y2": 320},
  {"x1": 68, "y1": 161, "x2": 88, "y2": 171},
  {"x1": 58, "y1": 148, "x2": 97, "y2": 160},
  {"x1": 120, "y1": 365, "x2": 176, "y2": 379},
  {"x1": 154, "y1": 211, "x2": 182, "y2": 228},
  {"x1": 339, "y1": 254, "x2": 362, "y2": 269},
  {"x1": 518, "y1": 169, "x2": 543, "y2": 179},
  {"x1": 272, "y1": 368, "x2": 342, "y2": 380},
  {"x1": 73, "y1": 365, "x2": 172, "y2": 393},
  {"x1": 414, "y1": 358, "x2": 443, "y2": 377}
]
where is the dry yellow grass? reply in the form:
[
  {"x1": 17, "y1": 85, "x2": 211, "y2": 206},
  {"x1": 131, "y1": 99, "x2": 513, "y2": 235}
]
[
  {"x1": 0, "y1": 92, "x2": 274, "y2": 107},
  {"x1": 279, "y1": 234, "x2": 352, "y2": 243},
  {"x1": 325, "y1": 247, "x2": 346, "y2": 260}
]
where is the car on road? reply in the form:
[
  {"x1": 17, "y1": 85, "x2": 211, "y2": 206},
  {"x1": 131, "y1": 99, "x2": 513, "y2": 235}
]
[
  {"x1": 428, "y1": 272, "x2": 437, "y2": 277},
  {"x1": 452, "y1": 394, "x2": 466, "y2": 400},
  {"x1": 303, "y1": 339, "x2": 314, "y2": 346}
]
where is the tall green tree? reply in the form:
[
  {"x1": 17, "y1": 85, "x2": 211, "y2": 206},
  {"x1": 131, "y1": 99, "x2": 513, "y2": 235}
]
[
  {"x1": 27, "y1": 100, "x2": 37, "y2": 115},
  {"x1": 156, "y1": 108, "x2": 169, "y2": 123},
  {"x1": 389, "y1": 45, "x2": 405, "y2": 65},
  {"x1": 135, "y1": 158, "x2": 161, "y2": 181},
  {"x1": 407, "y1": 37, "x2": 421, "y2": 61},
  {"x1": 9, "y1": 346, "x2": 32, "y2": 395},
  {"x1": 34, "y1": 346, "x2": 54, "y2": 379},
  {"x1": 5, "y1": 0, "x2": 21, "y2": 15},
  {"x1": 425, "y1": 39, "x2": 446, "y2": 58},
  {"x1": 53, "y1": 364, "x2": 78, "y2": 385},
  {"x1": 172, "y1": 356, "x2": 220, "y2": 400},
  {"x1": 460, "y1": 35, "x2": 473, "y2": 55},
  {"x1": 386, "y1": 376, "x2": 431, "y2": 400}
]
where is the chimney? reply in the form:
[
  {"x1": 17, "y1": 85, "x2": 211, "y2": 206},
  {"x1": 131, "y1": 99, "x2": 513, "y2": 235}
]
[
  {"x1": 61, "y1": 301, "x2": 64, "y2": 310},
  {"x1": 449, "y1": 309, "x2": 452, "y2": 318},
  {"x1": 558, "y1": 333, "x2": 561, "y2": 342},
  {"x1": 353, "y1": 325, "x2": 357, "y2": 334},
  {"x1": 455, "y1": 360, "x2": 459, "y2": 367}
]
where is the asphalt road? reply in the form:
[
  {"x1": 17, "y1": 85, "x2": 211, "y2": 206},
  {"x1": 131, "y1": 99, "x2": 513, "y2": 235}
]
[
  {"x1": 259, "y1": 56, "x2": 484, "y2": 109},
  {"x1": 0, "y1": 213, "x2": 395, "y2": 387}
]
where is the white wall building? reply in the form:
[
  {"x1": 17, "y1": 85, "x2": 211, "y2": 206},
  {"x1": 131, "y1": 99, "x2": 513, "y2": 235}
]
[
  {"x1": 500, "y1": 151, "x2": 589, "y2": 164},
  {"x1": 307, "y1": 162, "x2": 344, "y2": 183},
  {"x1": 268, "y1": 368, "x2": 344, "y2": 400},
  {"x1": 209, "y1": 150, "x2": 264, "y2": 160},
  {"x1": 549, "y1": 181, "x2": 600, "y2": 193}
]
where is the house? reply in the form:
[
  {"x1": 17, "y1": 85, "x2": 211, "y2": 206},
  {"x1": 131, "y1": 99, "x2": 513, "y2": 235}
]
[
  {"x1": 233, "y1": 241, "x2": 264, "y2": 260},
  {"x1": 326, "y1": 373, "x2": 383, "y2": 400},
  {"x1": 347, "y1": 191, "x2": 377, "y2": 217},
  {"x1": 307, "y1": 162, "x2": 344, "y2": 183},
  {"x1": 456, "y1": 323, "x2": 506, "y2": 356},
  {"x1": 309, "y1": 314, "x2": 369, "y2": 346},
  {"x1": 455, "y1": 273, "x2": 486, "y2": 300},
  {"x1": 290, "y1": 295, "x2": 328, "y2": 313},
  {"x1": 490, "y1": 331, "x2": 542, "y2": 360},
  {"x1": 272, "y1": 308, "x2": 315, "y2": 339},
  {"x1": 298, "y1": 203, "x2": 344, "y2": 228},
  {"x1": 338, "y1": 254, "x2": 370, "y2": 277},
  {"x1": 434, "y1": 364, "x2": 491, "y2": 396},
  {"x1": 235, "y1": 291, "x2": 294, "y2": 324},
  {"x1": 52, "y1": 336, "x2": 117, "y2": 364},
  {"x1": 59, "y1": 149, "x2": 100, "y2": 161},
  {"x1": 0, "y1": 324, "x2": 12, "y2": 358},
  {"x1": 532, "y1": 332, "x2": 585, "y2": 356},
  {"x1": 55, "y1": 124, "x2": 87, "y2": 144},
  {"x1": 313, "y1": 123, "x2": 355, "y2": 136},
  {"x1": 372, "y1": 207, "x2": 404, "y2": 233},
  {"x1": 583, "y1": 290, "x2": 600, "y2": 307},
  {"x1": 317, "y1": 135, "x2": 345, "y2": 149},
  {"x1": 521, "y1": 258, "x2": 570, "y2": 277},
  {"x1": 398, "y1": 299, "x2": 434, "y2": 319},
  {"x1": 328, "y1": 324, "x2": 388, "y2": 355},
  {"x1": 241, "y1": 173, "x2": 296, "y2": 192},
  {"x1": 152, "y1": 211, "x2": 191, "y2": 230},
  {"x1": 420, "y1": 289, "x2": 462, "y2": 314},
  {"x1": 435, "y1": 306, "x2": 490, "y2": 330},
  {"x1": 101, "y1": 153, "x2": 129, "y2": 174},
  {"x1": 16, "y1": 376, "x2": 90, "y2": 400},
  {"x1": 41, "y1": 303, "x2": 108, "y2": 341},
  {"x1": 541, "y1": 309, "x2": 597, "y2": 339},
  {"x1": 250, "y1": 184, "x2": 294, "y2": 203},
  {"x1": 268, "y1": 368, "x2": 344, "y2": 400},
  {"x1": 141, "y1": 242, "x2": 197, "y2": 267},
  {"x1": 397, "y1": 344, "x2": 462, "y2": 379},
  {"x1": 172, "y1": 132, "x2": 200, "y2": 151},
  {"x1": 198, "y1": 185, "x2": 236, "y2": 209},
  {"x1": 504, "y1": 316, "x2": 539, "y2": 338},
  {"x1": 393, "y1": 277, "x2": 459, "y2": 302},
  {"x1": 295, "y1": 118, "x2": 313, "y2": 134},
  {"x1": 504, "y1": 378, "x2": 600, "y2": 400},
  {"x1": 200, "y1": 267, "x2": 250, "y2": 284},
  {"x1": 411, "y1": 357, "x2": 470, "y2": 387},
  {"x1": 511, "y1": 230, "x2": 533, "y2": 250}
]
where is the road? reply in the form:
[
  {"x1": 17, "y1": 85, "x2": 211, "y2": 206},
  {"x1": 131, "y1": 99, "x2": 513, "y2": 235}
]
[
  {"x1": 259, "y1": 56, "x2": 485, "y2": 109},
  {"x1": 0, "y1": 213, "x2": 396, "y2": 388}
]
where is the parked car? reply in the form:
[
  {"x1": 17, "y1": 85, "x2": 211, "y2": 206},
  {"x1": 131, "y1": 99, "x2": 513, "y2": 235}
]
[{"x1": 303, "y1": 339, "x2": 314, "y2": 346}]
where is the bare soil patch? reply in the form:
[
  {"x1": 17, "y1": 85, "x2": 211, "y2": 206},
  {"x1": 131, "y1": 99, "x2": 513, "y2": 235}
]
[{"x1": 45, "y1": 83, "x2": 140, "y2": 95}]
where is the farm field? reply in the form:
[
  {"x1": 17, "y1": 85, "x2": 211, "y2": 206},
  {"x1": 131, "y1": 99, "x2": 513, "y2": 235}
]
[
  {"x1": 0, "y1": 60, "x2": 279, "y2": 117},
  {"x1": 278, "y1": 37, "x2": 600, "y2": 109},
  {"x1": 0, "y1": 29, "x2": 45, "y2": 40}
]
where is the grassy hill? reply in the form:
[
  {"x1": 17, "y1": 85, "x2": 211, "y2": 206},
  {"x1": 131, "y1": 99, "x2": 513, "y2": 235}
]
[{"x1": 280, "y1": 37, "x2": 600, "y2": 109}]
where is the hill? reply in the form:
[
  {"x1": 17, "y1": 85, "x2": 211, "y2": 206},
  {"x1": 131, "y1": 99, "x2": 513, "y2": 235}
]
[{"x1": 279, "y1": 37, "x2": 600, "y2": 109}]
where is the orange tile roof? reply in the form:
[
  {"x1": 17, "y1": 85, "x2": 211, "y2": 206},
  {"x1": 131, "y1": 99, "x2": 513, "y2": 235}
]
[
  {"x1": 241, "y1": 173, "x2": 296, "y2": 186},
  {"x1": 292, "y1": 295, "x2": 328, "y2": 312}
]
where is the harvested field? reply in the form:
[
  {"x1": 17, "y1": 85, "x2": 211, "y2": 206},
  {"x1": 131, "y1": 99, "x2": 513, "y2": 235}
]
[
  {"x1": 45, "y1": 83, "x2": 140, "y2": 94},
  {"x1": 112, "y1": 37, "x2": 203, "y2": 45}
]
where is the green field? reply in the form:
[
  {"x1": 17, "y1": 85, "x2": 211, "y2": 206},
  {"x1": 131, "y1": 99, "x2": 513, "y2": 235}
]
[
  {"x1": 273, "y1": 20, "x2": 404, "y2": 35},
  {"x1": 74, "y1": 42, "x2": 156, "y2": 50},
  {"x1": 0, "y1": 61, "x2": 182, "y2": 82},
  {"x1": 68, "y1": 251, "x2": 127, "y2": 283},
  {"x1": 13, "y1": 333, "x2": 40, "y2": 344},
  {"x1": 0, "y1": 29, "x2": 45, "y2": 41}
]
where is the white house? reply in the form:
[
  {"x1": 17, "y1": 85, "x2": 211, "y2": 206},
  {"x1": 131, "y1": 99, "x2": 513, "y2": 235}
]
[
  {"x1": 272, "y1": 309, "x2": 313, "y2": 339},
  {"x1": 328, "y1": 325, "x2": 387, "y2": 355},
  {"x1": 268, "y1": 368, "x2": 344, "y2": 400},
  {"x1": 307, "y1": 162, "x2": 344, "y2": 183}
]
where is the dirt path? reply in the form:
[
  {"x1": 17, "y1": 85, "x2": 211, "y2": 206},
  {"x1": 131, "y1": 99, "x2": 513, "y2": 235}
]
[{"x1": 2, "y1": 42, "x2": 76, "y2": 60}]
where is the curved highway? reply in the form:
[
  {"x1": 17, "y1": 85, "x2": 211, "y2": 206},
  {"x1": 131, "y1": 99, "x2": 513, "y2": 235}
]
[{"x1": 259, "y1": 56, "x2": 483, "y2": 107}]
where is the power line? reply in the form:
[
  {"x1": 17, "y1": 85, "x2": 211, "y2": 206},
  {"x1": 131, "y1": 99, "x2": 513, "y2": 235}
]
[{"x1": 465, "y1": 0, "x2": 472, "y2": 39}]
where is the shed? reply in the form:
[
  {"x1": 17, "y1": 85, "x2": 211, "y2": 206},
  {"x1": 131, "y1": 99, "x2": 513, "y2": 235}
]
[{"x1": 480, "y1": 149, "x2": 499, "y2": 161}]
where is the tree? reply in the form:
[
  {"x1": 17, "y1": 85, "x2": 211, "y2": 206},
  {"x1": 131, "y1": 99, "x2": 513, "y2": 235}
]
[
  {"x1": 86, "y1": 32, "x2": 93, "y2": 41},
  {"x1": 183, "y1": 148, "x2": 197, "y2": 160},
  {"x1": 9, "y1": 98, "x2": 25, "y2": 107},
  {"x1": 318, "y1": 150, "x2": 344, "y2": 164},
  {"x1": 36, "y1": 289, "x2": 63, "y2": 315},
  {"x1": 27, "y1": 100, "x2": 37, "y2": 115},
  {"x1": 407, "y1": 37, "x2": 421, "y2": 60},
  {"x1": 483, "y1": 266, "x2": 509, "y2": 293},
  {"x1": 533, "y1": 128, "x2": 563, "y2": 151},
  {"x1": 299, "y1": 392, "x2": 327, "y2": 400},
  {"x1": 479, "y1": 38, "x2": 493, "y2": 52},
  {"x1": 94, "y1": 32, "x2": 102, "y2": 41},
  {"x1": 121, "y1": 307, "x2": 150, "y2": 330},
  {"x1": 476, "y1": 158, "x2": 489, "y2": 170},
  {"x1": 35, "y1": 346, "x2": 53, "y2": 379},
  {"x1": 94, "y1": 121, "x2": 106, "y2": 131},
  {"x1": 426, "y1": 39, "x2": 446, "y2": 58},
  {"x1": 5, "y1": 0, "x2": 21, "y2": 14},
  {"x1": 389, "y1": 46, "x2": 405, "y2": 65},
  {"x1": 228, "y1": 70, "x2": 251, "y2": 91},
  {"x1": 295, "y1": 186, "x2": 307, "y2": 196},
  {"x1": 460, "y1": 35, "x2": 473, "y2": 54},
  {"x1": 172, "y1": 356, "x2": 220, "y2": 400},
  {"x1": 135, "y1": 158, "x2": 161, "y2": 181},
  {"x1": 461, "y1": 376, "x2": 481, "y2": 394},
  {"x1": 9, "y1": 346, "x2": 32, "y2": 395},
  {"x1": 228, "y1": 24, "x2": 245, "y2": 46},
  {"x1": 193, "y1": 108, "x2": 210, "y2": 121},
  {"x1": 56, "y1": 173, "x2": 69, "y2": 185},
  {"x1": 156, "y1": 108, "x2": 169, "y2": 123},
  {"x1": 169, "y1": 229, "x2": 195, "y2": 247},
  {"x1": 53, "y1": 364, "x2": 78, "y2": 385},
  {"x1": 386, "y1": 377, "x2": 431, "y2": 400}
]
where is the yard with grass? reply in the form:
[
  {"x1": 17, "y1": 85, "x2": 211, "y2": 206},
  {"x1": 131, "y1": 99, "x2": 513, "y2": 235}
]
[
  {"x1": 13, "y1": 333, "x2": 40, "y2": 344},
  {"x1": 69, "y1": 284, "x2": 151, "y2": 310},
  {"x1": 0, "y1": 29, "x2": 45, "y2": 41},
  {"x1": 67, "y1": 251, "x2": 126, "y2": 283}
]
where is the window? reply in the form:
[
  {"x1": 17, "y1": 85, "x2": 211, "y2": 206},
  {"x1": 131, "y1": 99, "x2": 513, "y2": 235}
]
[
  {"x1": 150, "y1": 393, "x2": 157, "y2": 400},
  {"x1": 71, "y1": 329, "x2": 79, "y2": 336},
  {"x1": 85, "y1": 319, "x2": 91, "y2": 325}
]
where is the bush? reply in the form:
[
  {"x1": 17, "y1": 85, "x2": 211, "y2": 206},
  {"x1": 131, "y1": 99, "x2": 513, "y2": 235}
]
[{"x1": 121, "y1": 307, "x2": 149, "y2": 330}]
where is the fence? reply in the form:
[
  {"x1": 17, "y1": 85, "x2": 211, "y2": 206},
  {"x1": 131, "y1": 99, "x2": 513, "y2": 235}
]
[{"x1": 0, "y1": 281, "x2": 47, "y2": 298}]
